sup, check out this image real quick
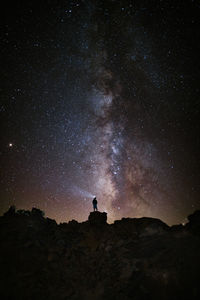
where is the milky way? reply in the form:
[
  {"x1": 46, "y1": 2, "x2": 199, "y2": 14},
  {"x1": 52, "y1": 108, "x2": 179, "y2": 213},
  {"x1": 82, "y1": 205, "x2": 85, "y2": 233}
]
[{"x1": 1, "y1": 1, "x2": 200, "y2": 224}]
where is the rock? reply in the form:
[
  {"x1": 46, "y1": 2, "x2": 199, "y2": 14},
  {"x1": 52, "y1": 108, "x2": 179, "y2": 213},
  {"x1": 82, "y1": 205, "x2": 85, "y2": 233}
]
[
  {"x1": 0, "y1": 208, "x2": 200, "y2": 300},
  {"x1": 186, "y1": 210, "x2": 200, "y2": 234},
  {"x1": 68, "y1": 219, "x2": 79, "y2": 227},
  {"x1": 113, "y1": 216, "x2": 169, "y2": 238},
  {"x1": 3, "y1": 205, "x2": 16, "y2": 216},
  {"x1": 31, "y1": 207, "x2": 45, "y2": 218},
  {"x1": 188, "y1": 210, "x2": 200, "y2": 223},
  {"x1": 88, "y1": 211, "x2": 107, "y2": 225},
  {"x1": 135, "y1": 217, "x2": 169, "y2": 237}
]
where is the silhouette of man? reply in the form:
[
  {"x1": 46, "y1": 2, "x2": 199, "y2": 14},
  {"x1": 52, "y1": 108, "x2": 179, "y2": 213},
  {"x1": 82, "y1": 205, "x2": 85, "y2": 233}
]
[{"x1": 92, "y1": 197, "x2": 98, "y2": 211}]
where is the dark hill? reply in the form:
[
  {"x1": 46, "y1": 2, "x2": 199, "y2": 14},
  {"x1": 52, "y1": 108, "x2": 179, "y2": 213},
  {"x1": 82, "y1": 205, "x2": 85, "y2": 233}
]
[{"x1": 0, "y1": 207, "x2": 200, "y2": 300}]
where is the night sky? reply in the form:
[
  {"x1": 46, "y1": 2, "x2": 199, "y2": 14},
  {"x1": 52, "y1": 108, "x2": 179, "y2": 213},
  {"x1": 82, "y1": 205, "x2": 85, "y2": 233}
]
[{"x1": 1, "y1": 0, "x2": 200, "y2": 224}]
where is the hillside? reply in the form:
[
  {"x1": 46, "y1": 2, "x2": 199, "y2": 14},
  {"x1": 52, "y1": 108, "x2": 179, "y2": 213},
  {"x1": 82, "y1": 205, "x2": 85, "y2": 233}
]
[{"x1": 0, "y1": 207, "x2": 200, "y2": 299}]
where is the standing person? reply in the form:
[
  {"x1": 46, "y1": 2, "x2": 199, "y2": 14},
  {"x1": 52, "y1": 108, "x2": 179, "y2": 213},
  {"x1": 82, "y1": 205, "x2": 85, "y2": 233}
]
[{"x1": 92, "y1": 197, "x2": 98, "y2": 211}]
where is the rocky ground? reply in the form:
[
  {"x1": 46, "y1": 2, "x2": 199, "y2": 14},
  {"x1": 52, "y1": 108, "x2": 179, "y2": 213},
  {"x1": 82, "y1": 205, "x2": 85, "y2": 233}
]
[{"x1": 0, "y1": 207, "x2": 200, "y2": 300}]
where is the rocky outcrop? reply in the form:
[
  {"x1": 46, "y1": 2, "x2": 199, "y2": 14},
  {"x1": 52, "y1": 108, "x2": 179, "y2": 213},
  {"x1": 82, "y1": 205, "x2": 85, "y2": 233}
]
[
  {"x1": 88, "y1": 211, "x2": 107, "y2": 225},
  {"x1": 0, "y1": 208, "x2": 200, "y2": 300},
  {"x1": 186, "y1": 210, "x2": 200, "y2": 234}
]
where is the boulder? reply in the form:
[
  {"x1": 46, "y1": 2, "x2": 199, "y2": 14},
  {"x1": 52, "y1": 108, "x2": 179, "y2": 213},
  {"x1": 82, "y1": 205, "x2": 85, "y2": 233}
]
[
  {"x1": 88, "y1": 211, "x2": 107, "y2": 225},
  {"x1": 31, "y1": 207, "x2": 45, "y2": 218},
  {"x1": 135, "y1": 217, "x2": 169, "y2": 236}
]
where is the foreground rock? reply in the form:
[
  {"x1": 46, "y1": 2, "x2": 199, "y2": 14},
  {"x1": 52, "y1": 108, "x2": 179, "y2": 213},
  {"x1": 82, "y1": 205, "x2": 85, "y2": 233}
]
[
  {"x1": 88, "y1": 211, "x2": 107, "y2": 225},
  {"x1": 0, "y1": 208, "x2": 200, "y2": 300}
]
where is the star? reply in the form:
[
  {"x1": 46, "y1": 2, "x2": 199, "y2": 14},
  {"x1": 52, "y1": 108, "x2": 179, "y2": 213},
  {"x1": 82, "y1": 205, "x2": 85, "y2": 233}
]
[{"x1": 0, "y1": 0, "x2": 199, "y2": 225}]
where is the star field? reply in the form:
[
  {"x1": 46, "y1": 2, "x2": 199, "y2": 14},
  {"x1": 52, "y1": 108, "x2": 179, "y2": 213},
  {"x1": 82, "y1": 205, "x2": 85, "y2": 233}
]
[{"x1": 0, "y1": 0, "x2": 200, "y2": 224}]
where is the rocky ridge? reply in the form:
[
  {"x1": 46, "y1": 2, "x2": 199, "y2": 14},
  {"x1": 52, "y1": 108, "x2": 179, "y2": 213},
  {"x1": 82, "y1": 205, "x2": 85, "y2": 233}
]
[{"x1": 0, "y1": 207, "x2": 200, "y2": 299}]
